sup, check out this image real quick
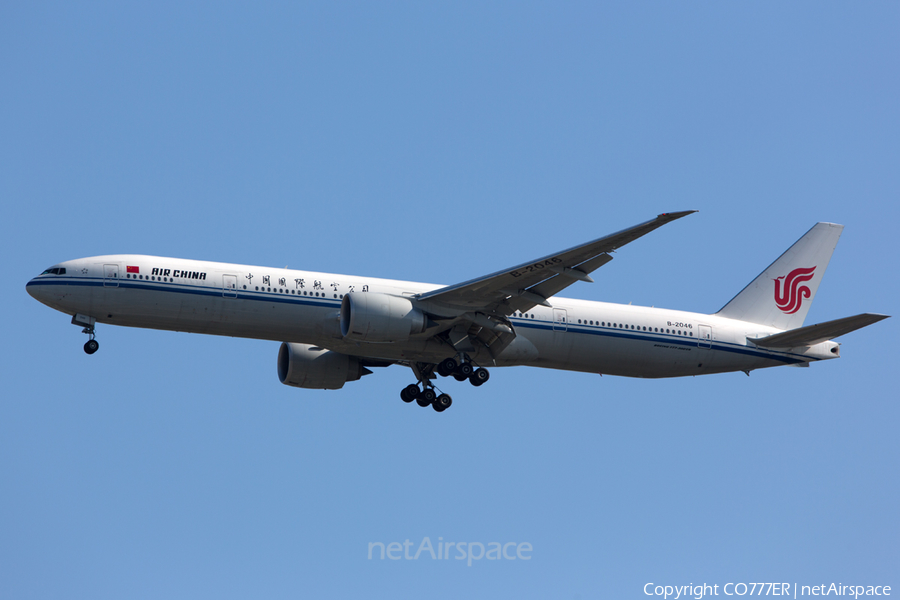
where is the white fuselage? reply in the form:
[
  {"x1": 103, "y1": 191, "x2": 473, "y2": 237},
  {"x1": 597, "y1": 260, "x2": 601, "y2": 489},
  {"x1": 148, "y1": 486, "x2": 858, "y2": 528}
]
[{"x1": 26, "y1": 255, "x2": 839, "y2": 378}]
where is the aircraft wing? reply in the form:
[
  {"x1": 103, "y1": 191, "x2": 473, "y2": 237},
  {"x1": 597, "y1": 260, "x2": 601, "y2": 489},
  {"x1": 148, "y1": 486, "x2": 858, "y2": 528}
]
[{"x1": 417, "y1": 210, "x2": 697, "y2": 316}]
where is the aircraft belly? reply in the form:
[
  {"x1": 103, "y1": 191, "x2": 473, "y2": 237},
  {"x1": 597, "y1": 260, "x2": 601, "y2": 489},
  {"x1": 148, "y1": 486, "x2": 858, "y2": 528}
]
[
  {"x1": 315, "y1": 338, "x2": 448, "y2": 363},
  {"x1": 523, "y1": 327, "x2": 733, "y2": 378}
]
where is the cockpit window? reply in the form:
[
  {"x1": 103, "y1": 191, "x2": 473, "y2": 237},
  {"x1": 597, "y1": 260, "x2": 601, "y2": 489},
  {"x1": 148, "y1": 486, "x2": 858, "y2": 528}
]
[{"x1": 40, "y1": 267, "x2": 66, "y2": 275}]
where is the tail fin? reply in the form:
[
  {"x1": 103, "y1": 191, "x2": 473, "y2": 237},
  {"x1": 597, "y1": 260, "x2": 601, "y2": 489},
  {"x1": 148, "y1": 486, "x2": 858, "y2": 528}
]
[{"x1": 716, "y1": 222, "x2": 843, "y2": 330}]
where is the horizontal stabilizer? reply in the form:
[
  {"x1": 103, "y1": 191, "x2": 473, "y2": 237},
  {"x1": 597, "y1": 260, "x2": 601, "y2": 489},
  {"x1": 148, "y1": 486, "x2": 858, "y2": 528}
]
[{"x1": 749, "y1": 313, "x2": 889, "y2": 348}]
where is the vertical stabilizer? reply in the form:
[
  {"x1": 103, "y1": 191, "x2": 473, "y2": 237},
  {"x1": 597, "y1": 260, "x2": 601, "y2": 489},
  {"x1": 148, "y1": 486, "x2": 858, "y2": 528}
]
[{"x1": 716, "y1": 222, "x2": 843, "y2": 330}]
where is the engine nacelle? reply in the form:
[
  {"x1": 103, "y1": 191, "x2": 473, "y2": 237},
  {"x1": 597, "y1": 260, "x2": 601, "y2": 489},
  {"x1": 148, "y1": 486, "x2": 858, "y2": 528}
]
[
  {"x1": 277, "y1": 342, "x2": 368, "y2": 390},
  {"x1": 340, "y1": 292, "x2": 426, "y2": 343}
]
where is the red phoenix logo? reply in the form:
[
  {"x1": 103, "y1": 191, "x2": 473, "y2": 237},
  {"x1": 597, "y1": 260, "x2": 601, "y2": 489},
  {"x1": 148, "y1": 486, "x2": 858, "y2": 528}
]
[{"x1": 774, "y1": 266, "x2": 816, "y2": 314}]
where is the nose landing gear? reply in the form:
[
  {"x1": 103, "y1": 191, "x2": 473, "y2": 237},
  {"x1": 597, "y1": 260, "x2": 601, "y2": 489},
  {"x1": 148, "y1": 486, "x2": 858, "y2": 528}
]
[
  {"x1": 84, "y1": 337, "x2": 99, "y2": 355},
  {"x1": 72, "y1": 314, "x2": 99, "y2": 355}
]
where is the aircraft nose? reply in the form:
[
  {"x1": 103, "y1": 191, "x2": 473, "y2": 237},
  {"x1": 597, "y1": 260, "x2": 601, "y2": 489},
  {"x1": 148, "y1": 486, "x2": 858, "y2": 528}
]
[
  {"x1": 26, "y1": 278, "x2": 39, "y2": 298},
  {"x1": 26, "y1": 277, "x2": 50, "y2": 304}
]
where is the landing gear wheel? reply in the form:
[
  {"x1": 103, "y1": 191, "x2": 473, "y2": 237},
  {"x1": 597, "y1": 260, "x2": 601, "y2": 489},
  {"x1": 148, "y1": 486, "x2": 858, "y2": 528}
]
[
  {"x1": 84, "y1": 339, "x2": 99, "y2": 355},
  {"x1": 469, "y1": 368, "x2": 489, "y2": 387},
  {"x1": 400, "y1": 384, "x2": 419, "y2": 403},
  {"x1": 452, "y1": 372, "x2": 468, "y2": 382},
  {"x1": 457, "y1": 362, "x2": 473, "y2": 378},
  {"x1": 433, "y1": 394, "x2": 452, "y2": 412},
  {"x1": 416, "y1": 388, "x2": 436, "y2": 407},
  {"x1": 437, "y1": 357, "x2": 458, "y2": 377}
]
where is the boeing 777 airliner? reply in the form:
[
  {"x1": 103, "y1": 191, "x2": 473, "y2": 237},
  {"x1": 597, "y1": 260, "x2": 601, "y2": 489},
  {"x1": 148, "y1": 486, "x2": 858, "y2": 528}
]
[{"x1": 26, "y1": 212, "x2": 888, "y2": 412}]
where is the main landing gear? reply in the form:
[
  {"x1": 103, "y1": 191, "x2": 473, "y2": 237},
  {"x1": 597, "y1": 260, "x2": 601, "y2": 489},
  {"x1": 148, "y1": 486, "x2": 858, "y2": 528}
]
[
  {"x1": 400, "y1": 383, "x2": 452, "y2": 413},
  {"x1": 399, "y1": 356, "x2": 490, "y2": 413},
  {"x1": 436, "y1": 357, "x2": 489, "y2": 387}
]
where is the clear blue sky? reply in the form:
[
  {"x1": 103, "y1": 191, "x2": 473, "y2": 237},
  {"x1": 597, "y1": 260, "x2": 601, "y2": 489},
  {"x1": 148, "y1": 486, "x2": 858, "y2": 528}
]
[{"x1": 2, "y1": 3, "x2": 897, "y2": 598}]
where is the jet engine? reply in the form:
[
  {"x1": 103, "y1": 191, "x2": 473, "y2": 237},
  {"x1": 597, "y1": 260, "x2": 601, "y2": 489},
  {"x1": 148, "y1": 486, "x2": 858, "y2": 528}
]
[
  {"x1": 277, "y1": 342, "x2": 370, "y2": 389},
  {"x1": 340, "y1": 292, "x2": 427, "y2": 343}
]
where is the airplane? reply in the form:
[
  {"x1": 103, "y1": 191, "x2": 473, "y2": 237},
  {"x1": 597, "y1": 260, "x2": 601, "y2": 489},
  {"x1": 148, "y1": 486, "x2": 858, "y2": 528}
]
[{"x1": 26, "y1": 211, "x2": 888, "y2": 413}]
